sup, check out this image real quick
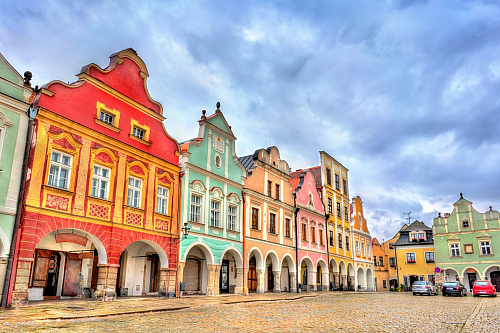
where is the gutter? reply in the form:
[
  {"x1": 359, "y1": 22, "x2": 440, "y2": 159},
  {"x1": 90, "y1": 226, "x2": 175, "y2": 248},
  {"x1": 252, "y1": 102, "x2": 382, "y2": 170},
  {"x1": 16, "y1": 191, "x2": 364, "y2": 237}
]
[
  {"x1": 175, "y1": 172, "x2": 183, "y2": 297},
  {"x1": 294, "y1": 205, "x2": 300, "y2": 293},
  {"x1": 241, "y1": 189, "x2": 246, "y2": 295}
]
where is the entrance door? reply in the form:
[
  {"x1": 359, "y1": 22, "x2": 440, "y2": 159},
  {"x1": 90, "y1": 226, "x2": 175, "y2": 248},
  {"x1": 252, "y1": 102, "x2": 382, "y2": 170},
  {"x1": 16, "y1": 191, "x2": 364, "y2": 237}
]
[
  {"x1": 149, "y1": 254, "x2": 160, "y2": 292},
  {"x1": 409, "y1": 275, "x2": 419, "y2": 290},
  {"x1": 184, "y1": 259, "x2": 201, "y2": 294},
  {"x1": 267, "y1": 264, "x2": 274, "y2": 291},
  {"x1": 491, "y1": 271, "x2": 500, "y2": 292},
  {"x1": 467, "y1": 273, "x2": 477, "y2": 292},
  {"x1": 301, "y1": 262, "x2": 308, "y2": 288},
  {"x1": 44, "y1": 252, "x2": 61, "y2": 296},
  {"x1": 220, "y1": 260, "x2": 229, "y2": 293},
  {"x1": 248, "y1": 257, "x2": 257, "y2": 291},
  {"x1": 91, "y1": 252, "x2": 99, "y2": 291},
  {"x1": 62, "y1": 253, "x2": 83, "y2": 296}
]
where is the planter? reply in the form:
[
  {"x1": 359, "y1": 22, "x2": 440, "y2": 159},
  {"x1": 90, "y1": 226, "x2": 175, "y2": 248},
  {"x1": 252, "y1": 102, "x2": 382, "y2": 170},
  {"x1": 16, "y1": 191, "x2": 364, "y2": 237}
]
[
  {"x1": 419, "y1": 238, "x2": 425, "y2": 242},
  {"x1": 407, "y1": 260, "x2": 416, "y2": 264},
  {"x1": 426, "y1": 260, "x2": 435, "y2": 263}
]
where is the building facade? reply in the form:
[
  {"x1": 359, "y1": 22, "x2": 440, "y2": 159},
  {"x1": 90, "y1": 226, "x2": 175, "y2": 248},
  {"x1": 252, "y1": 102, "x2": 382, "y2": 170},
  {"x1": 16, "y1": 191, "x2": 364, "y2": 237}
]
[
  {"x1": 239, "y1": 146, "x2": 296, "y2": 293},
  {"x1": 433, "y1": 194, "x2": 500, "y2": 291},
  {"x1": 351, "y1": 196, "x2": 375, "y2": 291},
  {"x1": 372, "y1": 238, "x2": 389, "y2": 291},
  {"x1": 316, "y1": 151, "x2": 354, "y2": 290},
  {"x1": 290, "y1": 169, "x2": 329, "y2": 291},
  {"x1": 0, "y1": 53, "x2": 33, "y2": 303},
  {"x1": 392, "y1": 221, "x2": 436, "y2": 290},
  {"x1": 9, "y1": 49, "x2": 181, "y2": 306},
  {"x1": 179, "y1": 105, "x2": 245, "y2": 296}
]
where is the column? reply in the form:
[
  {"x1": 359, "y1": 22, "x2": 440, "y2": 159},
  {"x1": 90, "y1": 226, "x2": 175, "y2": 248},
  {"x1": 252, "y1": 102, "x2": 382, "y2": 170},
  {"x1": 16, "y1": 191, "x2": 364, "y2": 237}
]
[
  {"x1": 309, "y1": 271, "x2": 317, "y2": 292},
  {"x1": 206, "y1": 264, "x2": 216, "y2": 296},
  {"x1": 158, "y1": 268, "x2": 175, "y2": 298},
  {"x1": 178, "y1": 262, "x2": 185, "y2": 296},
  {"x1": 256, "y1": 268, "x2": 265, "y2": 293},
  {"x1": 11, "y1": 259, "x2": 33, "y2": 308},
  {"x1": 214, "y1": 265, "x2": 221, "y2": 296},
  {"x1": 289, "y1": 272, "x2": 297, "y2": 293},
  {"x1": 273, "y1": 270, "x2": 281, "y2": 293},
  {"x1": 322, "y1": 271, "x2": 329, "y2": 291},
  {"x1": 94, "y1": 264, "x2": 119, "y2": 301},
  {"x1": 235, "y1": 268, "x2": 244, "y2": 294}
]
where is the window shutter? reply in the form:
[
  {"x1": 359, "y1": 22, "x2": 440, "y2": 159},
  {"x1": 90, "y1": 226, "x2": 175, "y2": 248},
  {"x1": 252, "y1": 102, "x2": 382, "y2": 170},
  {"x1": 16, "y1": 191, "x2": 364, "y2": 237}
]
[{"x1": 32, "y1": 249, "x2": 51, "y2": 287}]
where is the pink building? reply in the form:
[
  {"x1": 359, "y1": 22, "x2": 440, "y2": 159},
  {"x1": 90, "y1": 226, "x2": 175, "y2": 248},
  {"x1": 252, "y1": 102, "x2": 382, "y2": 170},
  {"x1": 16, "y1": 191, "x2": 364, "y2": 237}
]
[{"x1": 290, "y1": 169, "x2": 329, "y2": 291}]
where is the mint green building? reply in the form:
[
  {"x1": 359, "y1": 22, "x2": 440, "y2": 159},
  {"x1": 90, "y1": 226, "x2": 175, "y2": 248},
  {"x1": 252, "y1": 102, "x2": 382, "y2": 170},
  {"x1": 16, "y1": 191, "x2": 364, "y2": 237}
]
[
  {"x1": 433, "y1": 194, "x2": 500, "y2": 292},
  {"x1": 0, "y1": 53, "x2": 32, "y2": 301},
  {"x1": 179, "y1": 103, "x2": 246, "y2": 295}
]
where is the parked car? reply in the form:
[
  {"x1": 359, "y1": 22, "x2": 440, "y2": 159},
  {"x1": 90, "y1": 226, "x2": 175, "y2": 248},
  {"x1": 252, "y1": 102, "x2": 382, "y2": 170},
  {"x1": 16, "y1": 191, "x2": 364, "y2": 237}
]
[
  {"x1": 412, "y1": 281, "x2": 438, "y2": 295},
  {"x1": 472, "y1": 280, "x2": 497, "y2": 297},
  {"x1": 442, "y1": 281, "x2": 467, "y2": 296}
]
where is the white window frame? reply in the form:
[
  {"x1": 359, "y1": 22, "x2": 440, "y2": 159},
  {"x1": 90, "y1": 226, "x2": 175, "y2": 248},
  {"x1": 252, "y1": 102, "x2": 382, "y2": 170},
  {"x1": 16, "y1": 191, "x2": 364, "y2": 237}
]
[
  {"x1": 480, "y1": 241, "x2": 492, "y2": 255},
  {"x1": 336, "y1": 202, "x2": 341, "y2": 218},
  {"x1": 99, "y1": 110, "x2": 114, "y2": 125},
  {"x1": 362, "y1": 241, "x2": 365, "y2": 256},
  {"x1": 227, "y1": 204, "x2": 237, "y2": 231},
  {"x1": 48, "y1": 150, "x2": 72, "y2": 190},
  {"x1": 210, "y1": 200, "x2": 221, "y2": 227},
  {"x1": 91, "y1": 165, "x2": 110, "y2": 200},
  {"x1": 156, "y1": 186, "x2": 169, "y2": 215},
  {"x1": 450, "y1": 243, "x2": 460, "y2": 257},
  {"x1": 190, "y1": 194, "x2": 202, "y2": 223},
  {"x1": 0, "y1": 127, "x2": 4, "y2": 162},
  {"x1": 356, "y1": 240, "x2": 360, "y2": 255},
  {"x1": 132, "y1": 126, "x2": 145, "y2": 140},
  {"x1": 425, "y1": 252, "x2": 435, "y2": 262},
  {"x1": 406, "y1": 252, "x2": 416, "y2": 263},
  {"x1": 127, "y1": 176, "x2": 142, "y2": 208}
]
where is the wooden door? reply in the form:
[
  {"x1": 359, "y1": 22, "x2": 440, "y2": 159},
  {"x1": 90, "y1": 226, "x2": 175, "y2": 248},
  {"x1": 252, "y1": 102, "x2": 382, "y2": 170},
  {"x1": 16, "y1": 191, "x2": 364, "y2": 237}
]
[
  {"x1": 491, "y1": 271, "x2": 500, "y2": 292},
  {"x1": 91, "y1": 253, "x2": 99, "y2": 290},
  {"x1": 62, "y1": 253, "x2": 82, "y2": 296},
  {"x1": 32, "y1": 250, "x2": 51, "y2": 288},
  {"x1": 248, "y1": 257, "x2": 257, "y2": 291}
]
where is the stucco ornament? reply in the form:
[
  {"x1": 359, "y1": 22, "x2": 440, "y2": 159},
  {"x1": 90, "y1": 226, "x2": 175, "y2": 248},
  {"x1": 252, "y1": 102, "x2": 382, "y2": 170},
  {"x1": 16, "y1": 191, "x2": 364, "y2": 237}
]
[{"x1": 213, "y1": 133, "x2": 224, "y2": 154}]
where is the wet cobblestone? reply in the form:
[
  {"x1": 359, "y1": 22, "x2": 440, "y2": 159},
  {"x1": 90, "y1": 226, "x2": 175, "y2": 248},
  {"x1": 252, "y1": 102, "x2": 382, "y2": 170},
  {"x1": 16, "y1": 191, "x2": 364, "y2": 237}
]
[{"x1": 1, "y1": 292, "x2": 499, "y2": 332}]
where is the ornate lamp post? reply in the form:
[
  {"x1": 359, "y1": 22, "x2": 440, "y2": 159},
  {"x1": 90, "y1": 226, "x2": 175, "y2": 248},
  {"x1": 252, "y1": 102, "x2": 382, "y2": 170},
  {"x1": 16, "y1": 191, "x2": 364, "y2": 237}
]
[{"x1": 175, "y1": 222, "x2": 190, "y2": 243}]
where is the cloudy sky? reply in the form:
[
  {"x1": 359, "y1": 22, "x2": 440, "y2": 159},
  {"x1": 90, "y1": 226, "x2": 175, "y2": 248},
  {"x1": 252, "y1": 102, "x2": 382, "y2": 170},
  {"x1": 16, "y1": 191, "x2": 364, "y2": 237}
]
[{"x1": 2, "y1": 0, "x2": 500, "y2": 241}]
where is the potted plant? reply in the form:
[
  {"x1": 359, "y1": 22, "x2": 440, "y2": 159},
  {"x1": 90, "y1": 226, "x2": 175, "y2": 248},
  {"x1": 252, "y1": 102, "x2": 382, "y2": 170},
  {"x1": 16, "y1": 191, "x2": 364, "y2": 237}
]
[
  {"x1": 407, "y1": 260, "x2": 416, "y2": 263},
  {"x1": 390, "y1": 264, "x2": 396, "y2": 268},
  {"x1": 390, "y1": 287, "x2": 395, "y2": 292},
  {"x1": 419, "y1": 237, "x2": 425, "y2": 242},
  {"x1": 396, "y1": 284, "x2": 404, "y2": 292},
  {"x1": 426, "y1": 259, "x2": 435, "y2": 263},
  {"x1": 412, "y1": 238, "x2": 417, "y2": 243}
]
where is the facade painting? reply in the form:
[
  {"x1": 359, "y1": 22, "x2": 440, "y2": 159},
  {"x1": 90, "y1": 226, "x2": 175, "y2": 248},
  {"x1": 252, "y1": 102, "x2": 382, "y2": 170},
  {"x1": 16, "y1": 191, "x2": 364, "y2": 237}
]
[
  {"x1": 391, "y1": 221, "x2": 436, "y2": 291},
  {"x1": 290, "y1": 169, "x2": 329, "y2": 292},
  {"x1": 351, "y1": 196, "x2": 375, "y2": 291},
  {"x1": 239, "y1": 146, "x2": 296, "y2": 293},
  {"x1": 433, "y1": 194, "x2": 500, "y2": 291},
  {"x1": 315, "y1": 151, "x2": 354, "y2": 290},
  {"x1": 9, "y1": 49, "x2": 181, "y2": 307},
  {"x1": 179, "y1": 104, "x2": 245, "y2": 296},
  {"x1": 0, "y1": 53, "x2": 33, "y2": 303},
  {"x1": 372, "y1": 238, "x2": 389, "y2": 291}
]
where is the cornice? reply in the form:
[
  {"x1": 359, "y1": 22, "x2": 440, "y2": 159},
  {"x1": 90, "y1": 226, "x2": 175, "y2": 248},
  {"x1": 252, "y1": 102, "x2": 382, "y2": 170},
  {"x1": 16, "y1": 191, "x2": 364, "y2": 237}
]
[
  {"x1": 186, "y1": 162, "x2": 243, "y2": 188},
  {"x1": 0, "y1": 92, "x2": 30, "y2": 116},
  {"x1": 244, "y1": 189, "x2": 295, "y2": 212},
  {"x1": 203, "y1": 120, "x2": 236, "y2": 140},
  {"x1": 245, "y1": 236, "x2": 295, "y2": 251}
]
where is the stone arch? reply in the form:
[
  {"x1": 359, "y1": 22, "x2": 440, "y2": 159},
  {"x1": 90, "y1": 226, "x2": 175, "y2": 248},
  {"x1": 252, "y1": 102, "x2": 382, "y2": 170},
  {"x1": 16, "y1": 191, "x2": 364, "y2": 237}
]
[
  {"x1": 124, "y1": 239, "x2": 169, "y2": 269},
  {"x1": 281, "y1": 253, "x2": 296, "y2": 273},
  {"x1": 443, "y1": 267, "x2": 460, "y2": 282},
  {"x1": 220, "y1": 246, "x2": 243, "y2": 268},
  {"x1": 247, "y1": 247, "x2": 264, "y2": 270},
  {"x1": 264, "y1": 250, "x2": 280, "y2": 271},
  {"x1": 182, "y1": 240, "x2": 215, "y2": 265},
  {"x1": 316, "y1": 258, "x2": 328, "y2": 272},
  {"x1": 483, "y1": 264, "x2": 500, "y2": 278},
  {"x1": 301, "y1": 256, "x2": 314, "y2": 272},
  {"x1": 366, "y1": 267, "x2": 374, "y2": 291},
  {"x1": 357, "y1": 266, "x2": 365, "y2": 290}
]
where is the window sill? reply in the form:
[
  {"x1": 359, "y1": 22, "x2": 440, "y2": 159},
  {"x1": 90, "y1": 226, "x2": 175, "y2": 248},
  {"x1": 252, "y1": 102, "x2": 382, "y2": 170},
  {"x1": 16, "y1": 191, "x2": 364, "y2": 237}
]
[
  {"x1": 128, "y1": 134, "x2": 151, "y2": 146},
  {"x1": 189, "y1": 220, "x2": 205, "y2": 226},
  {"x1": 43, "y1": 185, "x2": 76, "y2": 196},
  {"x1": 154, "y1": 212, "x2": 172, "y2": 218},
  {"x1": 269, "y1": 232, "x2": 278, "y2": 236},
  {"x1": 479, "y1": 254, "x2": 494, "y2": 257},
  {"x1": 285, "y1": 236, "x2": 293, "y2": 240},
  {"x1": 87, "y1": 196, "x2": 114, "y2": 205},
  {"x1": 250, "y1": 228, "x2": 260, "y2": 231},
  {"x1": 94, "y1": 118, "x2": 121, "y2": 132},
  {"x1": 227, "y1": 229, "x2": 240, "y2": 234},
  {"x1": 209, "y1": 225, "x2": 223, "y2": 231},
  {"x1": 450, "y1": 256, "x2": 462, "y2": 258},
  {"x1": 124, "y1": 205, "x2": 145, "y2": 213}
]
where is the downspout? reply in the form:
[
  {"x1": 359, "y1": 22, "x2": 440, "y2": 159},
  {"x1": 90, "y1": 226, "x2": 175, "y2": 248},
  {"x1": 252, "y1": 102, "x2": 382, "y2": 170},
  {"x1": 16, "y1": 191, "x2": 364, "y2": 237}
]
[
  {"x1": 294, "y1": 202, "x2": 300, "y2": 293},
  {"x1": 325, "y1": 214, "x2": 330, "y2": 291},
  {"x1": 394, "y1": 245, "x2": 399, "y2": 288},
  {"x1": 241, "y1": 189, "x2": 246, "y2": 295},
  {"x1": 2, "y1": 107, "x2": 36, "y2": 308},
  {"x1": 175, "y1": 172, "x2": 183, "y2": 298}
]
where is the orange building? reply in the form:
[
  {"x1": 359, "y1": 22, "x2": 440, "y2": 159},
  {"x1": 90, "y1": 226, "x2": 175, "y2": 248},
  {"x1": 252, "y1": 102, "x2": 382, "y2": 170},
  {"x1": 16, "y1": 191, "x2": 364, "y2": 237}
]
[
  {"x1": 372, "y1": 238, "x2": 389, "y2": 291},
  {"x1": 351, "y1": 196, "x2": 374, "y2": 291},
  {"x1": 239, "y1": 147, "x2": 296, "y2": 293}
]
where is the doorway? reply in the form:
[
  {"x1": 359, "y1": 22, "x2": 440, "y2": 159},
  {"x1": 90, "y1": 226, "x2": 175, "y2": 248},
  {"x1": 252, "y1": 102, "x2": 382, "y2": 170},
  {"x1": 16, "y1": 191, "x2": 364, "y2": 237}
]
[
  {"x1": 44, "y1": 252, "x2": 61, "y2": 296},
  {"x1": 248, "y1": 257, "x2": 257, "y2": 292},
  {"x1": 409, "y1": 275, "x2": 419, "y2": 290},
  {"x1": 220, "y1": 260, "x2": 229, "y2": 293},
  {"x1": 491, "y1": 271, "x2": 500, "y2": 292},
  {"x1": 467, "y1": 273, "x2": 477, "y2": 292},
  {"x1": 267, "y1": 264, "x2": 274, "y2": 291}
]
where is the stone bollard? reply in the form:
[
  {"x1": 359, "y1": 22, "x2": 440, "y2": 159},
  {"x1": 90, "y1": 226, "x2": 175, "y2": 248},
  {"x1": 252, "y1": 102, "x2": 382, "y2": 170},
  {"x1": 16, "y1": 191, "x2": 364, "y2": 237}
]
[{"x1": 93, "y1": 287, "x2": 117, "y2": 302}]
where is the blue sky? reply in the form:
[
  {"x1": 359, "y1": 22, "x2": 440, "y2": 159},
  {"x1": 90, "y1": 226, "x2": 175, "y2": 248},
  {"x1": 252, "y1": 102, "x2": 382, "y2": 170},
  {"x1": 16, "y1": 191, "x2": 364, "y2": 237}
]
[{"x1": 2, "y1": 0, "x2": 500, "y2": 241}]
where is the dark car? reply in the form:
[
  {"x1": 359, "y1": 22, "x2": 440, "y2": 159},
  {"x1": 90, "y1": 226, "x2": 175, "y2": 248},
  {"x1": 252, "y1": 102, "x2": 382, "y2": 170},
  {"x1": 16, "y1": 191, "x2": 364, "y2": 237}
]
[{"x1": 442, "y1": 281, "x2": 467, "y2": 296}]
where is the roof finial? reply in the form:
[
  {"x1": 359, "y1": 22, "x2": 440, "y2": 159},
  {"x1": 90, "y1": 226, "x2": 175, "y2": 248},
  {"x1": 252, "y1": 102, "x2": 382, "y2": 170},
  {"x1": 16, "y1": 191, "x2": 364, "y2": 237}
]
[
  {"x1": 23, "y1": 71, "x2": 32, "y2": 87},
  {"x1": 460, "y1": 192, "x2": 463, "y2": 199},
  {"x1": 215, "y1": 101, "x2": 221, "y2": 113},
  {"x1": 201, "y1": 110, "x2": 206, "y2": 120}
]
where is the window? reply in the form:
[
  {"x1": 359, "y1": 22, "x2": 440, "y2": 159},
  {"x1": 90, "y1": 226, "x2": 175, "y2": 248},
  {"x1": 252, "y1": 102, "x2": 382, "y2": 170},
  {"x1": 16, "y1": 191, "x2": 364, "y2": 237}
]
[
  {"x1": 0, "y1": 128, "x2": 4, "y2": 162},
  {"x1": 406, "y1": 252, "x2": 416, "y2": 263},
  {"x1": 464, "y1": 244, "x2": 474, "y2": 254},
  {"x1": 228, "y1": 205, "x2": 237, "y2": 231},
  {"x1": 389, "y1": 257, "x2": 396, "y2": 267},
  {"x1": 132, "y1": 126, "x2": 145, "y2": 140},
  {"x1": 99, "y1": 111, "x2": 114, "y2": 125},
  {"x1": 344, "y1": 206, "x2": 348, "y2": 221},
  {"x1": 425, "y1": 252, "x2": 434, "y2": 263},
  {"x1": 269, "y1": 213, "x2": 276, "y2": 234},
  {"x1": 329, "y1": 231, "x2": 334, "y2": 246},
  {"x1": 338, "y1": 233, "x2": 342, "y2": 248},
  {"x1": 251, "y1": 208, "x2": 259, "y2": 229},
  {"x1": 190, "y1": 195, "x2": 201, "y2": 222},
  {"x1": 450, "y1": 243, "x2": 460, "y2": 257},
  {"x1": 362, "y1": 241, "x2": 365, "y2": 256},
  {"x1": 403, "y1": 276, "x2": 408, "y2": 287},
  {"x1": 336, "y1": 202, "x2": 341, "y2": 218},
  {"x1": 285, "y1": 218, "x2": 291, "y2": 238},
  {"x1": 91, "y1": 165, "x2": 110, "y2": 200},
  {"x1": 335, "y1": 174, "x2": 340, "y2": 190},
  {"x1": 326, "y1": 168, "x2": 332, "y2": 186},
  {"x1": 358, "y1": 215, "x2": 362, "y2": 228},
  {"x1": 214, "y1": 155, "x2": 222, "y2": 168},
  {"x1": 267, "y1": 181, "x2": 272, "y2": 197},
  {"x1": 383, "y1": 280, "x2": 387, "y2": 288},
  {"x1": 48, "y1": 151, "x2": 72, "y2": 190},
  {"x1": 319, "y1": 230, "x2": 324, "y2": 246},
  {"x1": 302, "y1": 224, "x2": 307, "y2": 241},
  {"x1": 462, "y1": 220, "x2": 469, "y2": 228},
  {"x1": 480, "y1": 241, "x2": 492, "y2": 255},
  {"x1": 346, "y1": 235, "x2": 350, "y2": 251},
  {"x1": 418, "y1": 233, "x2": 424, "y2": 240},
  {"x1": 210, "y1": 201, "x2": 221, "y2": 227},
  {"x1": 127, "y1": 176, "x2": 142, "y2": 208},
  {"x1": 343, "y1": 179, "x2": 347, "y2": 195},
  {"x1": 311, "y1": 227, "x2": 316, "y2": 243},
  {"x1": 419, "y1": 276, "x2": 425, "y2": 281},
  {"x1": 379, "y1": 256, "x2": 384, "y2": 266},
  {"x1": 275, "y1": 184, "x2": 280, "y2": 200},
  {"x1": 156, "y1": 186, "x2": 169, "y2": 215},
  {"x1": 356, "y1": 240, "x2": 360, "y2": 255},
  {"x1": 388, "y1": 243, "x2": 394, "y2": 249},
  {"x1": 327, "y1": 198, "x2": 332, "y2": 214}
]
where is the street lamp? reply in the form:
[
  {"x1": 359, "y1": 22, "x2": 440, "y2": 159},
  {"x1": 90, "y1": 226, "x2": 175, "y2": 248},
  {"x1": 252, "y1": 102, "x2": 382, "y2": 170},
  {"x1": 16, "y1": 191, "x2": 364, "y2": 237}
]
[{"x1": 175, "y1": 222, "x2": 190, "y2": 243}]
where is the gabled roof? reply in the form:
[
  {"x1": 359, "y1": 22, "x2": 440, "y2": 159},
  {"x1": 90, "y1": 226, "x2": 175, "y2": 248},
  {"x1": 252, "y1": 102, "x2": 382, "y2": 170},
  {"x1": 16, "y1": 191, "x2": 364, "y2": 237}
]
[
  {"x1": 403, "y1": 220, "x2": 432, "y2": 232},
  {"x1": 198, "y1": 102, "x2": 235, "y2": 138},
  {"x1": 454, "y1": 193, "x2": 472, "y2": 205},
  {"x1": 309, "y1": 166, "x2": 322, "y2": 189},
  {"x1": 238, "y1": 154, "x2": 254, "y2": 171}
]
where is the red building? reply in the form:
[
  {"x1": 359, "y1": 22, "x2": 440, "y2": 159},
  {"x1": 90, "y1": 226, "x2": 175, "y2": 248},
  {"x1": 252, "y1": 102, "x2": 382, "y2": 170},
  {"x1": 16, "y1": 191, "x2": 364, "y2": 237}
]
[{"x1": 9, "y1": 49, "x2": 181, "y2": 306}]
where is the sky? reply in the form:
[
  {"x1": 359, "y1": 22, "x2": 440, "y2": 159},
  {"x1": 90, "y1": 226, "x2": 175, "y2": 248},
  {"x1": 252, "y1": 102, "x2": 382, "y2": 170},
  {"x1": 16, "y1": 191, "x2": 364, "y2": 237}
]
[{"x1": 2, "y1": 0, "x2": 500, "y2": 242}]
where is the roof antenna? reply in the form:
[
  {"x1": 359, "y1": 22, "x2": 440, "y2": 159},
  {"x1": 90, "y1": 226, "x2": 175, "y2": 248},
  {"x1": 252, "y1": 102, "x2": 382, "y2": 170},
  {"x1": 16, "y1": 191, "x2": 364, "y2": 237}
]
[{"x1": 403, "y1": 211, "x2": 412, "y2": 225}]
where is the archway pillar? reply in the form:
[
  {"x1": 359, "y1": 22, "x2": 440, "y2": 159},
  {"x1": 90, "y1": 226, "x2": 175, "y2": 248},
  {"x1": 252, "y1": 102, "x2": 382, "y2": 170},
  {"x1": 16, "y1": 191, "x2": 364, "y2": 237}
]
[
  {"x1": 235, "y1": 268, "x2": 244, "y2": 294},
  {"x1": 158, "y1": 268, "x2": 176, "y2": 298},
  {"x1": 321, "y1": 271, "x2": 329, "y2": 291},
  {"x1": 273, "y1": 270, "x2": 281, "y2": 293},
  {"x1": 289, "y1": 272, "x2": 297, "y2": 293},
  {"x1": 11, "y1": 258, "x2": 33, "y2": 308},
  {"x1": 94, "y1": 264, "x2": 119, "y2": 301},
  {"x1": 256, "y1": 268, "x2": 265, "y2": 293},
  {"x1": 308, "y1": 271, "x2": 317, "y2": 292},
  {"x1": 206, "y1": 264, "x2": 221, "y2": 296}
]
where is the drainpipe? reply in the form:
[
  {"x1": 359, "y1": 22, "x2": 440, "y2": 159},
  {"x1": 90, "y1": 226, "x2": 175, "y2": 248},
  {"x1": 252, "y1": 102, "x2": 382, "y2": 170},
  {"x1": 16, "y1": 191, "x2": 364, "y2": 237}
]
[
  {"x1": 325, "y1": 214, "x2": 330, "y2": 291},
  {"x1": 294, "y1": 203, "x2": 300, "y2": 293},
  {"x1": 175, "y1": 172, "x2": 183, "y2": 298},
  {"x1": 1, "y1": 107, "x2": 37, "y2": 308},
  {"x1": 394, "y1": 245, "x2": 399, "y2": 288},
  {"x1": 241, "y1": 189, "x2": 246, "y2": 295}
]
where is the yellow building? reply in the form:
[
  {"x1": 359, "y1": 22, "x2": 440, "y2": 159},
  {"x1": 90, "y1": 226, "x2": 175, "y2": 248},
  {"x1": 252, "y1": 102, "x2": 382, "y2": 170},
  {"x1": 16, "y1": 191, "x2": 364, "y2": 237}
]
[
  {"x1": 314, "y1": 151, "x2": 354, "y2": 290},
  {"x1": 386, "y1": 221, "x2": 436, "y2": 290}
]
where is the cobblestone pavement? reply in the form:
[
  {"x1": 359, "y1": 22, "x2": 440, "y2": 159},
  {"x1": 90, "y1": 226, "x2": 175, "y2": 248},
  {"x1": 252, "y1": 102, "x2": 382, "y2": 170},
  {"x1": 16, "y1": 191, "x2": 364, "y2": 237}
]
[{"x1": 1, "y1": 292, "x2": 499, "y2": 332}]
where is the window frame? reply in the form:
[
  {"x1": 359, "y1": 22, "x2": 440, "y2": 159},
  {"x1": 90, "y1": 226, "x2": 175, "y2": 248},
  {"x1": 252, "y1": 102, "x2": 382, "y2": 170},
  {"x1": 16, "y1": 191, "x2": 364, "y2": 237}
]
[
  {"x1": 285, "y1": 218, "x2": 291, "y2": 238},
  {"x1": 311, "y1": 226, "x2": 316, "y2": 243},
  {"x1": 462, "y1": 220, "x2": 469, "y2": 228},
  {"x1": 47, "y1": 150, "x2": 73, "y2": 190},
  {"x1": 329, "y1": 230, "x2": 334, "y2": 246},
  {"x1": 90, "y1": 164, "x2": 111, "y2": 200},
  {"x1": 463, "y1": 243, "x2": 474, "y2": 254},
  {"x1": 338, "y1": 232, "x2": 342, "y2": 249},
  {"x1": 327, "y1": 197, "x2": 333, "y2": 214},
  {"x1": 326, "y1": 168, "x2": 332, "y2": 186},
  {"x1": 190, "y1": 194, "x2": 202, "y2": 223},
  {"x1": 227, "y1": 204, "x2": 237, "y2": 231},
  {"x1": 480, "y1": 241, "x2": 492, "y2": 255},
  {"x1": 406, "y1": 252, "x2": 416, "y2": 263},
  {"x1": 356, "y1": 240, "x2": 360, "y2": 255},
  {"x1": 450, "y1": 243, "x2": 461, "y2": 257},
  {"x1": 251, "y1": 207, "x2": 259, "y2": 230},
  {"x1": 343, "y1": 179, "x2": 347, "y2": 195},
  {"x1": 335, "y1": 174, "x2": 340, "y2": 190},
  {"x1": 269, "y1": 212, "x2": 277, "y2": 234},
  {"x1": 344, "y1": 206, "x2": 348, "y2": 221},
  {"x1": 275, "y1": 184, "x2": 280, "y2": 200},
  {"x1": 389, "y1": 257, "x2": 396, "y2": 267},
  {"x1": 126, "y1": 176, "x2": 143, "y2": 209},
  {"x1": 302, "y1": 223, "x2": 307, "y2": 241},
  {"x1": 425, "y1": 251, "x2": 435, "y2": 262},
  {"x1": 319, "y1": 229, "x2": 324, "y2": 246},
  {"x1": 346, "y1": 235, "x2": 350, "y2": 251},
  {"x1": 210, "y1": 199, "x2": 221, "y2": 227},
  {"x1": 336, "y1": 202, "x2": 341, "y2": 218},
  {"x1": 267, "y1": 181, "x2": 272, "y2": 197}
]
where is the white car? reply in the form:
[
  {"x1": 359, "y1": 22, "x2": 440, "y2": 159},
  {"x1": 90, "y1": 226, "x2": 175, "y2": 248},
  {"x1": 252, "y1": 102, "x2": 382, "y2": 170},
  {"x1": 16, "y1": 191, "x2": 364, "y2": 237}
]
[{"x1": 412, "y1": 281, "x2": 438, "y2": 295}]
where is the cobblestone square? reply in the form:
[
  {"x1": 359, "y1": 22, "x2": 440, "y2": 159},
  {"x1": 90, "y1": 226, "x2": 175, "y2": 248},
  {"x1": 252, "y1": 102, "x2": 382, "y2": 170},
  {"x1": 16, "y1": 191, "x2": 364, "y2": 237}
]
[{"x1": 1, "y1": 292, "x2": 499, "y2": 332}]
